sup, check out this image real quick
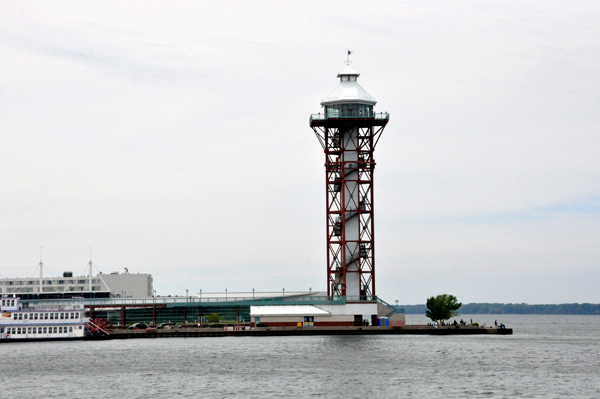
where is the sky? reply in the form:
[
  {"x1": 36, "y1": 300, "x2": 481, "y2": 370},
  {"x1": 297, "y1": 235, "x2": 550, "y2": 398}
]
[{"x1": 1, "y1": 1, "x2": 599, "y2": 304}]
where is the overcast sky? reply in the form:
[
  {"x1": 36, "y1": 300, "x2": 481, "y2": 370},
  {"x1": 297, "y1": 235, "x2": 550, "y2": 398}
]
[{"x1": 1, "y1": 1, "x2": 599, "y2": 304}]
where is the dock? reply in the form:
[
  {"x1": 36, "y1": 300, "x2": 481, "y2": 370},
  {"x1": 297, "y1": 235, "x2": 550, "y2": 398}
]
[{"x1": 87, "y1": 325, "x2": 513, "y2": 340}]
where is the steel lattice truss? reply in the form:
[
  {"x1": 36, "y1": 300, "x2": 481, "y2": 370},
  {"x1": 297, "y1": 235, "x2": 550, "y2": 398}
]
[{"x1": 310, "y1": 119, "x2": 388, "y2": 300}]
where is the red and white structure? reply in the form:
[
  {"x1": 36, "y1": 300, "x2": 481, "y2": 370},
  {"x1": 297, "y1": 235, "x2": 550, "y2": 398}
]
[{"x1": 310, "y1": 61, "x2": 389, "y2": 301}]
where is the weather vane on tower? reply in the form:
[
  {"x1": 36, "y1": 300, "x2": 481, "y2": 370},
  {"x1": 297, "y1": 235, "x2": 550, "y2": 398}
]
[{"x1": 346, "y1": 50, "x2": 353, "y2": 65}]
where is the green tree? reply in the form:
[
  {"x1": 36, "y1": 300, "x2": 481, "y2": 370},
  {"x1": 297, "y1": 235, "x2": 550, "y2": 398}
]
[
  {"x1": 206, "y1": 312, "x2": 220, "y2": 323},
  {"x1": 426, "y1": 294, "x2": 462, "y2": 323}
]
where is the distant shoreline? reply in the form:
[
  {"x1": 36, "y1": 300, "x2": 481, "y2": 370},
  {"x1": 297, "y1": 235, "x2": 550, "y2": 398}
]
[{"x1": 401, "y1": 303, "x2": 600, "y2": 315}]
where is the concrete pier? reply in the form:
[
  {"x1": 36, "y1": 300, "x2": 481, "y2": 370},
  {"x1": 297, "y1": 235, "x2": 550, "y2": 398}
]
[{"x1": 87, "y1": 325, "x2": 512, "y2": 340}]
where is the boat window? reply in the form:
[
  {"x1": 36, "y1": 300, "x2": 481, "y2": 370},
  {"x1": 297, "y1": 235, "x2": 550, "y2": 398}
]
[
  {"x1": 60, "y1": 313, "x2": 64, "y2": 319},
  {"x1": 0, "y1": 327, "x2": 3, "y2": 333},
  {"x1": 50, "y1": 313, "x2": 54, "y2": 319},
  {"x1": 24, "y1": 314, "x2": 28, "y2": 319},
  {"x1": 13, "y1": 313, "x2": 17, "y2": 319},
  {"x1": 55, "y1": 313, "x2": 59, "y2": 319},
  {"x1": 34, "y1": 313, "x2": 38, "y2": 320},
  {"x1": 28, "y1": 327, "x2": 32, "y2": 334},
  {"x1": 69, "y1": 327, "x2": 73, "y2": 333},
  {"x1": 54, "y1": 327, "x2": 58, "y2": 333},
  {"x1": 59, "y1": 326, "x2": 62, "y2": 333},
  {"x1": 44, "y1": 313, "x2": 48, "y2": 319},
  {"x1": 70, "y1": 312, "x2": 74, "y2": 319},
  {"x1": 11, "y1": 300, "x2": 15, "y2": 306},
  {"x1": 17, "y1": 327, "x2": 21, "y2": 334},
  {"x1": 38, "y1": 327, "x2": 42, "y2": 334},
  {"x1": 43, "y1": 327, "x2": 47, "y2": 334},
  {"x1": 18, "y1": 313, "x2": 23, "y2": 320},
  {"x1": 1, "y1": 299, "x2": 4, "y2": 306}
]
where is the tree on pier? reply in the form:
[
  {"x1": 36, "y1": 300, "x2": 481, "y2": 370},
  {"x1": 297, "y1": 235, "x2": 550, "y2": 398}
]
[
  {"x1": 206, "y1": 312, "x2": 220, "y2": 323},
  {"x1": 426, "y1": 294, "x2": 462, "y2": 323}
]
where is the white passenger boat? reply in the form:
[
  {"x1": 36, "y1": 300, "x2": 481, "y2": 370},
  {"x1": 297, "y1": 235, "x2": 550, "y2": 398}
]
[{"x1": 0, "y1": 295, "x2": 88, "y2": 341}]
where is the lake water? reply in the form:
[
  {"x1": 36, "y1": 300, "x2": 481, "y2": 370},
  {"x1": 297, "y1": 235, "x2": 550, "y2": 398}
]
[{"x1": 2, "y1": 315, "x2": 599, "y2": 398}]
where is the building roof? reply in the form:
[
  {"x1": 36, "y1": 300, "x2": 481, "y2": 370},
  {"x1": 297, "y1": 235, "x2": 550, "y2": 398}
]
[
  {"x1": 337, "y1": 65, "x2": 360, "y2": 77},
  {"x1": 250, "y1": 305, "x2": 331, "y2": 317},
  {"x1": 322, "y1": 66, "x2": 377, "y2": 106}
]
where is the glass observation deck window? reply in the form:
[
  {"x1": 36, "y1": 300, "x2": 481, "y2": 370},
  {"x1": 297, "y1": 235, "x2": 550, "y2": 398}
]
[{"x1": 325, "y1": 103, "x2": 373, "y2": 118}]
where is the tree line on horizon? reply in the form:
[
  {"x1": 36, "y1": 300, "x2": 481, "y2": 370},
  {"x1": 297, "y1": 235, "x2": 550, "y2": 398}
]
[{"x1": 401, "y1": 302, "x2": 600, "y2": 315}]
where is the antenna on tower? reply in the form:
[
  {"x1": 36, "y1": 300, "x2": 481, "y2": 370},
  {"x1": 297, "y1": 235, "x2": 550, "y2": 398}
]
[
  {"x1": 39, "y1": 247, "x2": 43, "y2": 294},
  {"x1": 346, "y1": 50, "x2": 353, "y2": 65},
  {"x1": 88, "y1": 246, "x2": 93, "y2": 292}
]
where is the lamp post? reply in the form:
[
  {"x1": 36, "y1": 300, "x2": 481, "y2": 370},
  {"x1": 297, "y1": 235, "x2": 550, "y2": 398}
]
[
  {"x1": 283, "y1": 288, "x2": 285, "y2": 298},
  {"x1": 252, "y1": 288, "x2": 255, "y2": 300},
  {"x1": 186, "y1": 289, "x2": 189, "y2": 302},
  {"x1": 225, "y1": 288, "x2": 227, "y2": 301}
]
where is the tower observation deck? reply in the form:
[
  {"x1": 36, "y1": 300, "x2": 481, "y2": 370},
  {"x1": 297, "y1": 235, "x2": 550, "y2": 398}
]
[{"x1": 310, "y1": 62, "x2": 389, "y2": 301}]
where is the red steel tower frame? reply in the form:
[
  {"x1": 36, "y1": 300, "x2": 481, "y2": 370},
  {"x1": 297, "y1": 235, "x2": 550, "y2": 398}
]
[{"x1": 310, "y1": 64, "x2": 388, "y2": 300}]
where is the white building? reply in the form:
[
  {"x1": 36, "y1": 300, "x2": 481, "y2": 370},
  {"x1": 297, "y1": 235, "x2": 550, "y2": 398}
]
[{"x1": 0, "y1": 271, "x2": 153, "y2": 298}]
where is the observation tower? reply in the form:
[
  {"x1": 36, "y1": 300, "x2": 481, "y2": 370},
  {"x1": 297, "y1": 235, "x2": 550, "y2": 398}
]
[{"x1": 309, "y1": 58, "x2": 389, "y2": 301}]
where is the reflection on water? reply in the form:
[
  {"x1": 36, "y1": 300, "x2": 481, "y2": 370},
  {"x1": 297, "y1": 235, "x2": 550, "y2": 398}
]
[{"x1": 2, "y1": 315, "x2": 599, "y2": 398}]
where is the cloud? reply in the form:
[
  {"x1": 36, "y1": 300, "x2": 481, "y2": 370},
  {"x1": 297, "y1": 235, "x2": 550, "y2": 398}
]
[{"x1": 0, "y1": 0, "x2": 599, "y2": 303}]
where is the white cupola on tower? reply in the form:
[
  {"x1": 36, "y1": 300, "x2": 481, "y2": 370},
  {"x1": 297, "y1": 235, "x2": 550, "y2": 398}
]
[{"x1": 321, "y1": 65, "x2": 377, "y2": 118}]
